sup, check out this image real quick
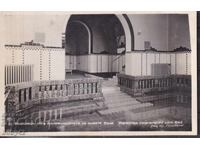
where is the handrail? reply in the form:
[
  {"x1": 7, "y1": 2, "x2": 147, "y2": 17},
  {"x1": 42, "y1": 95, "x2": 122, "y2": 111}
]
[{"x1": 112, "y1": 50, "x2": 125, "y2": 63}]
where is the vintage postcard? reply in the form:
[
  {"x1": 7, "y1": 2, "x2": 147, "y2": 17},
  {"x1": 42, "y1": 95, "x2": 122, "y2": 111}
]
[{"x1": 0, "y1": 12, "x2": 197, "y2": 136}]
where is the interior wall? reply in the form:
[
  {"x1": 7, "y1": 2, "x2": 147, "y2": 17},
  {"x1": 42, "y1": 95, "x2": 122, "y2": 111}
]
[
  {"x1": 168, "y1": 14, "x2": 191, "y2": 50},
  {"x1": 125, "y1": 51, "x2": 191, "y2": 76},
  {"x1": 128, "y1": 14, "x2": 169, "y2": 51},
  {"x1": 3, "y1": 12, "x2": 67, "y2": 47},
  {"x1": 127, "y1": 14, "x2": 191, "y2": 51}
]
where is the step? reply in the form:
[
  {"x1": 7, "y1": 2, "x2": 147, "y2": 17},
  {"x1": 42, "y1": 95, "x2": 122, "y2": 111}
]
[
  {"x1": 103, "y1": 92, "x2": 129, "y2": 97},
  {"x1": 100, "y1": 103, "x2": 153, "y2": 115},
  {"x1": 105, "y1": 99, "x2": 140, "y2": 106},
  {"x1": 105, "y1": 97, "x2": 137, "y2": 103},
  {"x1": 106, "y1": 100, "x2": 142, "y2": 108},
  {"x1": 104, "y1": 94, "x2": 136, "y2": 101},
  {"x1": 102, "y1": 87, "x2": 121, "y2": 93}
]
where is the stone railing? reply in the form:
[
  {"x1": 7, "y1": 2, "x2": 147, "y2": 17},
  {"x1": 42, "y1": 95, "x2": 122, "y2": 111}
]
[
  {"x1": 5, "y1": 78, "x2": 104, "y2": 114},
  {"x1": 117, "y1": 74, "x2": 191, "y2": 103}
]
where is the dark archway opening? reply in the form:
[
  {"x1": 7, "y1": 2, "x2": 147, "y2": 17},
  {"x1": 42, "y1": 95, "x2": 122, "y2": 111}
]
[{"x1": 64, "y1": 14, "x2": 126, "y2": 55}]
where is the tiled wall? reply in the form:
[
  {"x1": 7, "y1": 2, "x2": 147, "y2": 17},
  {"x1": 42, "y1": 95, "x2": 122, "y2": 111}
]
[{"x1": 5, "y1": 45, "x2": 65, "y2": 84}]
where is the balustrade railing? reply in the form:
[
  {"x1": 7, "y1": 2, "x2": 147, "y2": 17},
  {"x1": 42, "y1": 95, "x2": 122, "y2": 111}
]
[
  {"x1": 117, "y1": 74, "x2": 191, "y2": 103},
  {"x1": 5, "y1": 78, "x2": 104, "y2": 113}
]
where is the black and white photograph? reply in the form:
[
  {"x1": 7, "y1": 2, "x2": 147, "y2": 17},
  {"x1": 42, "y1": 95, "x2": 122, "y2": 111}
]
[{"x1": 1, "y1": 12, "x2": 197, "y2": 136}]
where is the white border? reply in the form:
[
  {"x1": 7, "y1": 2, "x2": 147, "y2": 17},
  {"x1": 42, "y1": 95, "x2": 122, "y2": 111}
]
[{"x1": 0, "y1": 11, "x2": 197, "y2": 137}]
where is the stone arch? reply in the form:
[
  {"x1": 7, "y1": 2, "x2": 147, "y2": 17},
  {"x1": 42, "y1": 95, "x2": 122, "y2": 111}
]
[
  {"x1": 63, "y1": 14, "x2": 134, "y2": 52},
  {"x1": 67, "y1": 20, "x2": 92, "y2": 54}
]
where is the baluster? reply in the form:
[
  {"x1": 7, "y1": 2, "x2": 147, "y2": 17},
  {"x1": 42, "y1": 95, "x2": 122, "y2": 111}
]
[
  {"x1": 97, "y1": 81, "x2": 101, "y2": 93},
  {"x1": 88, "y1": 83, "x2": 91, "y2": 94},
  {"x1": 21, "y1": 89, "x2": 24, "y2": 105},
  {"x1": 149, "y1": 79, "x2": 152, "y2": 88},
  {"x1": 162, "y1": 79, "x2": 165, "y2": 87},
  {"x1": 166, "y1": 78, "x2": 168, "y2": 87},
  {"x1": 57, "y1": 84, "x2": 60, "y2": 97},
  {"x1": 52, "y1": 85, "x2": 55, "y2": 98},
  {"x1": 144, "y1": 80, "x2": 146, "y2": 89},
  {"x1": 54, "y1": 109, "x2": 57, "y2": 120},
  {"x1": 59, "y1": 108, "x2": 62, "y2": 120},
  {"x1": 60, "y1": 84, "x2": 63, "y2": 97},
  {"x1": 54, "y1": 84, "x2": 58, "y2": 98},
  {"x1": 43, "y1": 111, "x2": 46, "y2": 123},
  {"x1": 153, "y1": 79, "x2": 155, "y2": 88},
  {"x1": 25, "y1": 88, "x2": 29, "y2": 106},
  {"x1": 46, "y1": 85, "x2": 50, "y2": 99},
  {"x1": 66, "y1": 84, "x2": 69, "y2": 96},
  {"x1": 79, "y1": 83, "x2": 82, "y2": 94},
  {"x1": 92, "y1": 82, "x2": 96, "y2": 93},
  {"x1": 163, "y1": 79, "x2": 165, "y2": 87},
  {"x1": 137, "y1": 80, "x2": 140, "y2": 89},
  {"x1": 84, "y1": 82, "x2": 87, "y2": 94},
  {"x1": 141, "y1": 80, "x2": 143, "y2": 89},
  {"x1": 159, "y1": 79, "x2": 161, "y2": 87},
  {"x1": 69, "y1": 83, "x2": 74, "y2": 96},
  {"x1": 43, "y1": 86, "x2": 47, "y2": 100},
  {"x1": 74, "y1": 83, "x2": 78, "y2": 95},
  {"x1": 15, "y1": 90, "x2": 20, "y2": 110},
  {"x1": 40, "y1": 86, "x2": 45, "y2": 101},
  {"x1": 95, "y1": 82, "x2": 98, "y2": 93},
  {"x1": 160, "y1": 79, "x2": 162, "y2": 87},
  {"x1": 49, "y1": 110, "x2": 52, "y2": 121},
  {"x1": 38, "y1": 111, "x2": 42, "y2": 123}
]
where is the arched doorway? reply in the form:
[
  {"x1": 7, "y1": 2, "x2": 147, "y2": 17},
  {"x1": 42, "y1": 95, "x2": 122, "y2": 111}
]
[
  {"x1": 64, "y1": 14, "x2": 134, "y2": 77},
  {"x1": 63, "y1": 14, "x2": 134, "y2": 52},
  {"x1": 65, "y1": 20, "x2": 92, "y2": 55}
]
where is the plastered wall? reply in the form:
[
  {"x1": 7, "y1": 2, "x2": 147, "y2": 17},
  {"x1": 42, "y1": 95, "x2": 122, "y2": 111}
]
[{"x1": 125, "y1": 51, "x2": 191, "y2": 76}]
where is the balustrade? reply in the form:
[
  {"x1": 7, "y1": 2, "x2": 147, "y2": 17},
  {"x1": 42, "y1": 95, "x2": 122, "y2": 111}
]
[
  {"x1": 117, "y1": 74, "x2": 191, "y2": 103},
  {"x1": 5, "y1": 78, "x2": 103, "y2": 112}
]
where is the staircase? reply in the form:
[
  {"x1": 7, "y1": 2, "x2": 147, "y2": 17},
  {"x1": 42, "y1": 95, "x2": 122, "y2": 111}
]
[{"x1": 100, "y1": 76, "x2": 153, "y2": 115}]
